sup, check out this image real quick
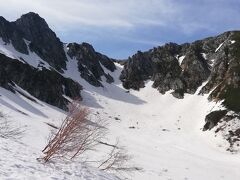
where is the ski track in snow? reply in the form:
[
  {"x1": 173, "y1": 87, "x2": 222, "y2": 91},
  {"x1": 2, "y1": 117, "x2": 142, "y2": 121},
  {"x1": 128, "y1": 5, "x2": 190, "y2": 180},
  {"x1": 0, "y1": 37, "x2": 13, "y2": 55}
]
[{"x1": 0, "y1": 47, "x2": 240, "y2": 179}]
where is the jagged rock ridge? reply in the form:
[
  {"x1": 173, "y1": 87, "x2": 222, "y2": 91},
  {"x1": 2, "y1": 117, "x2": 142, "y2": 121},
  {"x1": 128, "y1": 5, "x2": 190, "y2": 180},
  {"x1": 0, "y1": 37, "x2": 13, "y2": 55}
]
[{"x1": 120, "y1": 31, "x2": 240, "y2": 107}]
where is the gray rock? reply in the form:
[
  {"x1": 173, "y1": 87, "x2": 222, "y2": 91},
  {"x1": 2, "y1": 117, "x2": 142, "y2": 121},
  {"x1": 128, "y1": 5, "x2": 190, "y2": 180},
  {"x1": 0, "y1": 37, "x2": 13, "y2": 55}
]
[
  {"x1": 203, "y1": 110, "x2": 228, "y2": 131},
  {"x1": 120, "y1": 31, "x2": 240, "y2": 105},
  {"x1": 0, "y1": 53, "x2": 82, "y2": 110},
  {"x1": 15, "y1": 12, "x2": 67, "y2": 71},
  {"x1": 0, "y1": 16, "x2": 28, "y2": 54},
  {"x1": 67, "y1": 42, "x2": 115, "y2": 87}
]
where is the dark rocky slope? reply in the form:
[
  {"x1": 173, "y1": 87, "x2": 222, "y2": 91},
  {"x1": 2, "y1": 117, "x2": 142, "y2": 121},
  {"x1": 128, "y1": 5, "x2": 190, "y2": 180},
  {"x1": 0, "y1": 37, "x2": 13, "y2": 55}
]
[
  {"x1": 0, "y1": 53, "x2": 82, "y2": 110},
  {"x1": 120, "y1": 41, "x2": 213, "y2": 98},
  {"x1": 120, "y1": 31, "x2": 240, "y2": 108},
  {"x1": 0, "y1": 12, "x2": 67, "y2": 71}
]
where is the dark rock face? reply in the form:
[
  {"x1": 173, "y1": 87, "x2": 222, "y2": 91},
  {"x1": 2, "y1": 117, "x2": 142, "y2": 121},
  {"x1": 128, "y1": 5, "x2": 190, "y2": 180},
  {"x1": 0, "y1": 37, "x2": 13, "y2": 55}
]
[
  {"x1": 203, "y1": 110, "x2": 228, "y2": 131},
  {"x1": 200, "y1": 31, "x2": 240, "y2": 113},
  {"x1": 120, "y1": 31, "x2": 240, "y2": 104},
  {"x1": 0, "y1": 16, "x2": 28, "y2": 54},
  {"x1": 14, "y1": 12, "x2": 67, "y2": 71},
  {"x1": 67, "y1": 42, "x2": 116, "y2": 87},
  {"x1": 181, "y1": 42, "x2": 210, "y2": 94},
  {"x1": 0, "y1": 12, "x2": 67, "y2": 71},
  {"x1": 151, "y1": 43, "x2": 183, "y2": 94},
  {"x1": 0, "y1": 53, "x2": 82, "y2": 110},
  {"x1": 120, "y1": 51, "x2": 153, "y2": 89},
  {"x1": 120, "y1": 42, "x2": 210, "y2": 96}
]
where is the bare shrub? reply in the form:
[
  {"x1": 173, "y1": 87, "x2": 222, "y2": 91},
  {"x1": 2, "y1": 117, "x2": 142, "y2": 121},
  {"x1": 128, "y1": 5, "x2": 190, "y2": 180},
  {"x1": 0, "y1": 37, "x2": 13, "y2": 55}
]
[
  {"x1": 42, "y1": 101, "x2": 107, "y2": 162},
  {"x1": 0, "y1": 112, "x2": 25, "y2": 139},
  {"x1": 98, "y1": 140, "x2": 132, "y2": 172},
  {"x1": 42, "y1": 101, "x2": 134, "y2": 176}
]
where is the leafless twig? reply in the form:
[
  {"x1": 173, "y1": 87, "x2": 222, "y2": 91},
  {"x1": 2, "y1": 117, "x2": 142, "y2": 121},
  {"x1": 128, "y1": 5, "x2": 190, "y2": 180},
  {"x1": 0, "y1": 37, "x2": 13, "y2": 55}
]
[{"x1": 0, "y1": 112, "x2": 25, "y2": 139}]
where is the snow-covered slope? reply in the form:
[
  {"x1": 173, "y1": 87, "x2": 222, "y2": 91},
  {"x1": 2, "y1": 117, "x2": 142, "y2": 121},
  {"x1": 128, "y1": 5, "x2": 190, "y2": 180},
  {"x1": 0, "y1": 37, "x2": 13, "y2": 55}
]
[
  {"x1": 0, "y1": 38, "x2": 52, "y2": 70},
  {"x1": 0, "y1": 137, "x2": 118, "y2": 180},
  {"x1": 1, "y1": 60, "x2": 240, "y2": 180},
  {"x1": 0, "y1": 86, "x2": 118, "y2": 180}
]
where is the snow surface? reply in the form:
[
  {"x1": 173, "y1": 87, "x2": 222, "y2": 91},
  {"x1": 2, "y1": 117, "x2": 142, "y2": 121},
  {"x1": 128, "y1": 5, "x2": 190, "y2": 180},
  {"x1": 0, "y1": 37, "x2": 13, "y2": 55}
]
[
  {"x1": 201, "y1": 53, "x2": 207, "y2": 60},
  {"x1": 0, "y1": 137, "x2": 118, "y2": 180},
  {"x1": 177, "y1": 55, "x2": 185, "y2": 65},
  {"x1": 0, "y1": 38, "x2": 52, "y2": 70},
  {"x1": 0, "y1": 86, "x2": 118, "y2": 180},
  {"x1": 208, "y1": 59, "x2": 216, "y2": 67},
  {"x1": 1, "y1": 45, "x2": 240, "y2": 179}
]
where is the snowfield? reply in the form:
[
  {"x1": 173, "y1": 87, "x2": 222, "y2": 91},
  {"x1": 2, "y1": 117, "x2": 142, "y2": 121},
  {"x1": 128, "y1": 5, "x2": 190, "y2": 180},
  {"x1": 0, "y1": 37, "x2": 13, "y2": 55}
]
[
  {"x1": 0, "y1": 137, "x2": 118, "y2": 180},
  {"x1": 0, "y1": 43, "x2": 240, "y2": 179}
]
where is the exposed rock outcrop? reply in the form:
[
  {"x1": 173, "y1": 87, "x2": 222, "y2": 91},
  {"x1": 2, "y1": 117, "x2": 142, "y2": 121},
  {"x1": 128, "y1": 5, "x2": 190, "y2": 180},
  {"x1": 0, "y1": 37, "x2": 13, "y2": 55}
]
[
  {"x1": 120, "y1": 41, "x2": 211, "y2": 97},
  {"x1": 67, "y1": 42, "x2": 116, "y2": 87},
  {"x1": 120, "y1": 31, "x2": 240, "y2": 106},
  {"x1": 0, "y1": 16, "x2": 28, "y2": 54},
  {"x1": 0, "y1": 12, "x2": 67, "y2": 71},
  {"x1": 0, "y1": 53, "x2": 82, "y2": 110}
]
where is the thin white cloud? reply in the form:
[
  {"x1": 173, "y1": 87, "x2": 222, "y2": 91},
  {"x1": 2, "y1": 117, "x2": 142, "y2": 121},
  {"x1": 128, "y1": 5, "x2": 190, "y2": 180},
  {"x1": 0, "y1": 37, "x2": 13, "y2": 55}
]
[
  {"x1": 0, "y1": 0, "x2": 180, "y2": 29},
  {"x1": 1, "y1": 0, "x2": 240, "y2": 34}
]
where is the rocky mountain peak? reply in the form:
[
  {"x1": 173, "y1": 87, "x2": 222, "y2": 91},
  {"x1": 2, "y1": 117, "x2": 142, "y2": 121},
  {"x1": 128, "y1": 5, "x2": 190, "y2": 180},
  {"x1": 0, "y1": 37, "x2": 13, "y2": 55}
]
[
  {"x1": 0, "y1": 12, "x2": 67, "y2": 71},
  {"x1": 14, "y1": 12, "x2": 67, "y2": 71},
  {"x1": 14, "y1": 12, "x2": 49, "y2": 41},
  {"x1": 15, "y1": 12, "x2": 47, "y2": 26}
]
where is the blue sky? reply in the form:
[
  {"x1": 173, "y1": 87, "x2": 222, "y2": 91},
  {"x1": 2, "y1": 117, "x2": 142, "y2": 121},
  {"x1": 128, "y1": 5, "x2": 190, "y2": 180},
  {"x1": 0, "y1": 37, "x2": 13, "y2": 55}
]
[{"x1": 0, "y1": 0, "x2": 240, "y2": 59}]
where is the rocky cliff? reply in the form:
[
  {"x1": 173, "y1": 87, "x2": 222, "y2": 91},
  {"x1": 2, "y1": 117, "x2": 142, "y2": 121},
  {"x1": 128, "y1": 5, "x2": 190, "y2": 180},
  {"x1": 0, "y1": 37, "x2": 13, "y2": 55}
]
[{"x1": 120, "y1": 31, "x2": 240, "y2": 107}]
